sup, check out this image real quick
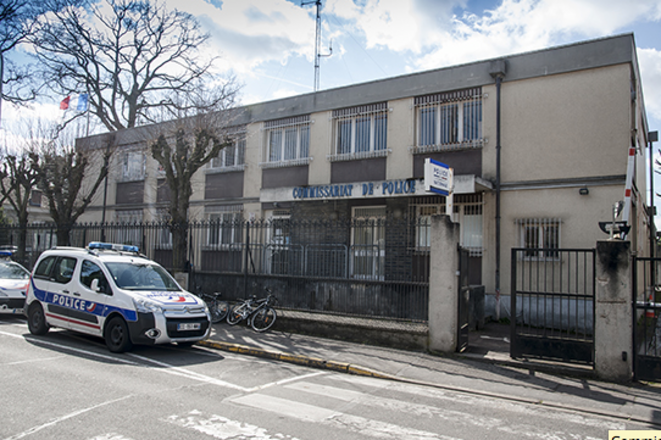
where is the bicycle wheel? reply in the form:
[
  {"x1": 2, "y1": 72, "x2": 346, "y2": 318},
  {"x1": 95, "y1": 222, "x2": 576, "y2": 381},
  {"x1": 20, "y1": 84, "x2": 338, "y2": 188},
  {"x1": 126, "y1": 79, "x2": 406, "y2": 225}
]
[
  {"x1": 250, "y1": 306, "x2": 277, "y2": 332},
  {"x1": 227, "y1": 303, "x2": 247, "y2": 325},
  {"x1": 209, "y1": 300, "x2": 230, "y2": 324}
]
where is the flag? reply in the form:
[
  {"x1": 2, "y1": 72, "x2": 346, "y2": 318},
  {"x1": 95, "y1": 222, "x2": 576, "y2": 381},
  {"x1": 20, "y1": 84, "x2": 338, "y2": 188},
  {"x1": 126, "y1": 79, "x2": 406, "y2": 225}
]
[
  {"x1": 76, "y1": 93, "x2": 89, "y2": 112},
  {"x1": 60, "y1": 96, "x2": 71, "y2": 110}
]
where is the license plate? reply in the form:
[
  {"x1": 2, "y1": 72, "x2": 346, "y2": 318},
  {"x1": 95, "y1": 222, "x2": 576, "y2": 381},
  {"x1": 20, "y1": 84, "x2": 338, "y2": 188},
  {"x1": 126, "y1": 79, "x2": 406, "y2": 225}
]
[{"x1": 177, "y1": 322, "x2": 201, "y2": 331}]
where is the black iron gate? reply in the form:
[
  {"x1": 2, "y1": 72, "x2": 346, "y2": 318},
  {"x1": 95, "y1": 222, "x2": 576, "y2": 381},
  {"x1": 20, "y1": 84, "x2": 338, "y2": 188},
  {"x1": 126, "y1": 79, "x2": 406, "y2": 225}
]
[
  {"x1": 457, "y1": 246, "x2": 470, "y2": 352},
  {"x1": 632, "y1": 256, "x2": 661, "y2": 381},
  {"x1": 510, "y1": 248, "x2": 595, "y2": 365}
]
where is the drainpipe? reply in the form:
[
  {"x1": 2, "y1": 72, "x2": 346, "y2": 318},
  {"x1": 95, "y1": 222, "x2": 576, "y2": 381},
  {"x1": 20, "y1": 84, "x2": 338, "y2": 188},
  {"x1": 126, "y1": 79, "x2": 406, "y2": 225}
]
[{"x1": 489, "y1": 60, "x2": 507, "y2": 320}]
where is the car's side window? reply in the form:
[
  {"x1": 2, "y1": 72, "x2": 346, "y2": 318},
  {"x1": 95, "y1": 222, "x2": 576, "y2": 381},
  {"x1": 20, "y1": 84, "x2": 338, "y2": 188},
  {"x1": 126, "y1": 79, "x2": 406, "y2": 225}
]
[
  {"x1": 34, "y1": 256, "x2": 56, "y2": 280},
  {"x1": 53, "y1": 257, "x2": 77, "y2": 284},
  {"x1": 80, "y1": 260, "x2": 110, "y2": 294}
]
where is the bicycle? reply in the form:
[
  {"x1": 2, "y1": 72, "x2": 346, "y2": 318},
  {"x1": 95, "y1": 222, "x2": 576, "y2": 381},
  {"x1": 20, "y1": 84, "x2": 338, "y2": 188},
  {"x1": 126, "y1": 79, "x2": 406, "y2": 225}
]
[
  {"x1": 196, "y1": 290, "x2": 230, "y2": 324},
  {"x1": 227, "y1": 289, "x2": 278, "y2": 332}
]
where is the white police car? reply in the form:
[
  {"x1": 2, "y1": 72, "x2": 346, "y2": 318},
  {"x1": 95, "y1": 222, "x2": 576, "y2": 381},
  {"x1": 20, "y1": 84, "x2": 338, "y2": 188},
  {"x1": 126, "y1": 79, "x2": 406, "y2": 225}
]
[
  {"x1": 24, "y1": 242, "x2": 211, "y2": 352},
  {"x1": 0, "y1": 251, "x2": 30, "y2": 315}
]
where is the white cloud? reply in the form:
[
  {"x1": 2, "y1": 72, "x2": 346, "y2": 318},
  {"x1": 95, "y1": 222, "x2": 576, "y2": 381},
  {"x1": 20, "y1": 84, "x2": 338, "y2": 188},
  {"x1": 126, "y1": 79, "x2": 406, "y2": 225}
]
[
  {"x1": 181, "y1": 0, "x2": 316, "y2": 74},
  {"x1": 638, "y1": 48, "x2": 661, "y2": 127}
]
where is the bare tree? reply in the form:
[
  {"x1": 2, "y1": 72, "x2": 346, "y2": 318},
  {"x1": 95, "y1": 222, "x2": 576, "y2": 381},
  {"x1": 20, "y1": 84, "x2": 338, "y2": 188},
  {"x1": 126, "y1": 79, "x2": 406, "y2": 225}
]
[
  {"x1": 150, "y1": 109, "x2": 240, "y2": 271},
  {"x1": 0, "y1": 0, "x2": 47, "y2": 124},
  {"x1": 0, "y1": 152, "x2": 38, "y2": 265},
  {"x1": 30, "y1": 131, "x2": 115, "y2": 246},
  {"x1": 147, "y1": 82, "x2": 240, "y2": 271},
  {"x1": 31, "y1": 0, "x2": 228, "y2": 132}
]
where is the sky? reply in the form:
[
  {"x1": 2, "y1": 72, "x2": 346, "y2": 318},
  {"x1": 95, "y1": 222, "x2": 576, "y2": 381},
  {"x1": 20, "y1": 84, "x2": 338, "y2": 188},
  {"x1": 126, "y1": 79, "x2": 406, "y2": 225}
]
[{"x1": 2, "y1": 0, "x2": 661, "y2": 218}]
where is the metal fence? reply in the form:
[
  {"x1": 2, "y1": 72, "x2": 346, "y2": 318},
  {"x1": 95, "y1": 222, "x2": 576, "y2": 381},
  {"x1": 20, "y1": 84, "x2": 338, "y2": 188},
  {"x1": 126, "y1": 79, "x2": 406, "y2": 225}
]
[
  {"x1": 510, "y1": 248, "x2": 595, "y2": 364},
  {"x1": 0, "y1": 218, "x2": 431, "y2": 322},
  {"x1": 632, "y1": 256, "x2": 661, "y2": 381}
]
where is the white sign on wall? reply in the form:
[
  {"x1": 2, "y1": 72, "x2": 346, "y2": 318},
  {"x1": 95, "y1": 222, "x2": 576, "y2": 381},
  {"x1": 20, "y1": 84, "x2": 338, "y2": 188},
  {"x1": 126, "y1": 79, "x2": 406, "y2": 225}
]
[{"x1": 424, "y1": 158, "x2": 454, "y2": 196}]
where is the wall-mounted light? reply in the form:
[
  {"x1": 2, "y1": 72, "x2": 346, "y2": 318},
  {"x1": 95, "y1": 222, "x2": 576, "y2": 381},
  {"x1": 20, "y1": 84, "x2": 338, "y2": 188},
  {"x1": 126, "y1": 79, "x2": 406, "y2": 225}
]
[{"x1": 579, "y1": 187, "x2": 589, "y2": 196}]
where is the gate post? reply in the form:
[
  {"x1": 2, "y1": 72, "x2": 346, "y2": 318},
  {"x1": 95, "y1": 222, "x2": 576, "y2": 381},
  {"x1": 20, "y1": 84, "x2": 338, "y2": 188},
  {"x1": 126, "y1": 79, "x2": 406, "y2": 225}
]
[
  {"x1": 429, "y1": 215, "x2": 461, "y2": 352},
  {"x1": 595, "y1": 240, "x2": 633, "y2": 382}
]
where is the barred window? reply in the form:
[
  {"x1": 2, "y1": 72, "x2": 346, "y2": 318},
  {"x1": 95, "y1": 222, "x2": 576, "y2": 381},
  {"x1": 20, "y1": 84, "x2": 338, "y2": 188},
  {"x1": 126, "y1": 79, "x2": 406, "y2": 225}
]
[
  {"x1": 332, "y1": 103, "x2": 388, "y2": 159},
  {"x1": 351, "y1": 206, "x2": 386, "y2": 280},
  {"x1": 264, "y1": 115, "x2": 310, "y2": 165},
  {"x1": 210, "y1": 128, "x2": 246, "y2": 169},
  {"x1": 208, "y1": 212, "x2": 242, "y2": 246},
  {"x1": 414, "y1": 88, "x2": 482, "y2": 151},
  {"x1": 120, "y1": 150, "x2": 145, "y2": 181},
  {"x1": 114, "y1": 210, "x2": 143, "y2": 247},
  {"x1": 517, "y1": 218, "x2": 561, "y2": 259}
]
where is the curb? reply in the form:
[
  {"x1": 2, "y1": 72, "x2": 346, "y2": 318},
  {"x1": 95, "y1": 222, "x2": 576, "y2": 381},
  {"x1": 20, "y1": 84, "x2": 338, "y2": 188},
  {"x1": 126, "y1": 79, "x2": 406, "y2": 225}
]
[
  {"x1": 198, "y1": 339, "x2": 396, "y2": 380},
  {"x1": 198, "y1": 338, "x2": 660, "y2": 428}
]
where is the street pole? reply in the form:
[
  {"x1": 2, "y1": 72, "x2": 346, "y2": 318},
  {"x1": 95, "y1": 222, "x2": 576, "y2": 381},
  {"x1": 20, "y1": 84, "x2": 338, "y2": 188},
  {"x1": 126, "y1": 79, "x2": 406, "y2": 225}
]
[
  {"x1": 650, "y1": 131, "x2": 658, "y2": 260},
  {"x1": 648, "y1": 131, "x2": 658, "y2": 306}
]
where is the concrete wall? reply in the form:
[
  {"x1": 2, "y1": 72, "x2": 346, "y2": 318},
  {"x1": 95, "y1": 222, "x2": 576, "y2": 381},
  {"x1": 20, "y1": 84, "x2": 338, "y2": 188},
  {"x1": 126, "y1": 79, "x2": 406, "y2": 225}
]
[
  {"x1": 428, "y1": 215, "x2": 461, "y2": 352},
  {"x1": 594, "y1": 240, "x2": 633, "y2": 382}
]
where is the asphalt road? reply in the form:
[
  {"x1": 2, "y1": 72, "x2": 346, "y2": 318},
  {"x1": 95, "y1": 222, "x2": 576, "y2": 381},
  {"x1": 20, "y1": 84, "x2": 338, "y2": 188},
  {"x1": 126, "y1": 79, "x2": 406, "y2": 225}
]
[{"x1": 0, "y1": 316, "x2": 650, "y2": 440}]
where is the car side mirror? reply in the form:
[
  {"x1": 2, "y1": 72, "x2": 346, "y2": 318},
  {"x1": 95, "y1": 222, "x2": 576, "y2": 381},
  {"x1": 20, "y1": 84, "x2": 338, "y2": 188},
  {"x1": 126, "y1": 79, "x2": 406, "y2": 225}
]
[{"x1": 90, "y1": 278, "x2": 111, "y2": 295}]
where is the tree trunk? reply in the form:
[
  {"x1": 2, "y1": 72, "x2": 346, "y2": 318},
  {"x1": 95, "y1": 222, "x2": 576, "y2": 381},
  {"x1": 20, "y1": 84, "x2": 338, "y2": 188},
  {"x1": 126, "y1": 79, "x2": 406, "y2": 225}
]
[
  {"x1": 170, "y1": 222, "x2": 188, "y2": 272},
  {"x1": 56, "y1": 225, "x2": 72, "y2": 247}
]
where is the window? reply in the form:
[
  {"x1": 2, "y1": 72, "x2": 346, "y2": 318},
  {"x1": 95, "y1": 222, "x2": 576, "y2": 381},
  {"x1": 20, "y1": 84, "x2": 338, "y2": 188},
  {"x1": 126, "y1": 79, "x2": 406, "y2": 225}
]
[
  {"x1": 80, "y1": 260, "x2": 110, "y2": 293},
  {"x1": 210, "y1": 129, "x2": 246, "y2": 170},
  {"x1": 263, "y1": 115, "x2": 310, "y2": 166},
  {"x1": 351, "y1": 207, "x2": 386, "y2": 280},
  {"x1": 208, "y1": 211, "x2": 242, "y2": 247},
  {"x1": 411, "y1": 195, "x2": 482, "y2": 255},
  {"x1": 115, "y1": 210, "x2": 143, "y2": 247},
  {"x1": 332, "y1": 103, "x2": 388, "y2": 158},
  {"x1": 53, "y1": 257, "x2": 77, "y2": 284},
  {"x1": 460, "y1": 204, "x2": 483, "y2": 256},
  {"x1": 414, "y1": 88, "x2": 482, "y2": 151},
  {"x1": 416, "y1": 205, "x2": 442, "y2": 248},
  {"x1": 517, "y1": 218, "x2": 561, "y2": 259},
  {"x1": 34, "y1": 256, "x2": 57, "y2": 280},
  {"x1": 120, "y1": 150, "x2": 145, "y2": 181}
]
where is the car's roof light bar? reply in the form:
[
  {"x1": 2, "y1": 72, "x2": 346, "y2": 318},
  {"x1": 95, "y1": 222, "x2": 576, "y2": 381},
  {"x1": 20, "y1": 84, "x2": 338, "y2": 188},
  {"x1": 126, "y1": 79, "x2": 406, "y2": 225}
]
[
  {"x1": 88, "y1": 242, "x2": 140, "y2": 253},
  {"x1": 0, "y1": 250, "x2": 13, "y2": 257}
]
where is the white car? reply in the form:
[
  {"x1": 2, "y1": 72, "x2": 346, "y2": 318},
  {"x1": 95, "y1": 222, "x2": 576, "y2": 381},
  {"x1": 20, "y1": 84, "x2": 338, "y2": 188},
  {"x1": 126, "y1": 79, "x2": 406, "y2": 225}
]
[
  {"x1": 0, "y1": 252, "x2": 30, "y2": 315},
  {"x1": 24, "y1": 242, "x2": 211, "y2": 352}
]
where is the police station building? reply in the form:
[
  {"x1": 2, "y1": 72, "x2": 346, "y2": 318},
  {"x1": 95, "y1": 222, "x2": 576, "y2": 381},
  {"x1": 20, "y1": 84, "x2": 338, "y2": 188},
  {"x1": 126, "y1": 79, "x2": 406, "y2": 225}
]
[{"x1": 78, "y1": 33, "x2": 653, "y2": 307}]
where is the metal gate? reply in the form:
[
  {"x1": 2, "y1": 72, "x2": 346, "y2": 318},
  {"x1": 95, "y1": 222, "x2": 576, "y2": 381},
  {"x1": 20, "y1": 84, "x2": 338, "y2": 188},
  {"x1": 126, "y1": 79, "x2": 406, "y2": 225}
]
[
  {"x1": 632, "y1": 256, "x2": 661, "y2": 381},
  {"x1": 457, "y1": 246, "x2": 470, "y2": 352},
  {"x1": 510, "y1": 248, "x2": 595, "y2": 365}
]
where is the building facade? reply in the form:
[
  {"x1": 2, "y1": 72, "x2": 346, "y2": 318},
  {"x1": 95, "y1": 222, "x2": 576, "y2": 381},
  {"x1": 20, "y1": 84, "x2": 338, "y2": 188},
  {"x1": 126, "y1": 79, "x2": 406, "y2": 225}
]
[{"x1": 77, "y1": 33, "x2": 653, "y2": 303}]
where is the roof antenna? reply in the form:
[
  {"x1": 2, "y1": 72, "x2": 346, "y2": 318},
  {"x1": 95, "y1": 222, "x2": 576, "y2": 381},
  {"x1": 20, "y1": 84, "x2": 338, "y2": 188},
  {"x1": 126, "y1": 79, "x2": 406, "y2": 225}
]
[{"x1": 301, "y1": 0, "x2": 332, "y2": 92}]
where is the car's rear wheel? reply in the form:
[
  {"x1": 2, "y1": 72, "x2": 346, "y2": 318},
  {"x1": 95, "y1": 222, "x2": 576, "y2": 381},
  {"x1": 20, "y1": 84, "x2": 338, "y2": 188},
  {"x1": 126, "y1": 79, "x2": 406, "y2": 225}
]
[
  {"x1": 27, "y1": 302, "x2": 49, "y2": 335},
  {"x1": 105, "y1": 316, "x2": 133, "y2": 353}
]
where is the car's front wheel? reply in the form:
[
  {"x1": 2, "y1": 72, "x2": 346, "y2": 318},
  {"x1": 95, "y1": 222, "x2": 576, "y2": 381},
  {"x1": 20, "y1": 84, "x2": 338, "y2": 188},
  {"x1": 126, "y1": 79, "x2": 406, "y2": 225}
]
[
  {"x1": 104, "y1": 316, "x2": 133, "y2": 353},
  {"x1": 27, "y1": 302, "x2": 49, "y2": 336}
]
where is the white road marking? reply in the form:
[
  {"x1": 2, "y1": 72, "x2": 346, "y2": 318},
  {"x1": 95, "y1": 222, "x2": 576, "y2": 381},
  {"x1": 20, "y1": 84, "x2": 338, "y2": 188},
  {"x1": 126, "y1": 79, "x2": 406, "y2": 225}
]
[
  {"x1": 326, "y1": 375, "x2": 625, "y2": 435},
  {"x1": 1, "y1": 329, "x2": 324, "y2": 394},
  {"x1": 87, "y1": 434, "x2": 135, "y2": 440},
  {"x1": 2, "y1": 396, "x2": 133, "y2": 440},
  {"x1": 166, "y1": 410, "x2": 303, "y2": 440},
  {"x1": 231, "y1": 394, "x2": 462, "y2": 440},
  {"x1": 127, "y1": 352, "x2": 248, "y2": 391},
  {"x1": 243, "y1": 371, "x2": 327, "y2": 393}
]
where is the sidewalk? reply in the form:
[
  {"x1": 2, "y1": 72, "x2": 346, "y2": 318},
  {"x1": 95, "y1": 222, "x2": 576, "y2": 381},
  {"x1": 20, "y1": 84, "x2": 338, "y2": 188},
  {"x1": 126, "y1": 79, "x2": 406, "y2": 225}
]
[{"x1": 199, "y1": 320, "x2": 661, "y2": 428}]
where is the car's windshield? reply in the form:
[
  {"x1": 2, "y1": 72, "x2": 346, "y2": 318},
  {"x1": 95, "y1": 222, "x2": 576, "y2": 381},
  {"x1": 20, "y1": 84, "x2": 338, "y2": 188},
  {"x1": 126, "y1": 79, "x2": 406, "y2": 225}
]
[
  {"x1": 105, "y1": 262, "x2": 180, "y2": 291},
  {"x1": 0, "y1": 262, "x2": 29, "y2": 279}
]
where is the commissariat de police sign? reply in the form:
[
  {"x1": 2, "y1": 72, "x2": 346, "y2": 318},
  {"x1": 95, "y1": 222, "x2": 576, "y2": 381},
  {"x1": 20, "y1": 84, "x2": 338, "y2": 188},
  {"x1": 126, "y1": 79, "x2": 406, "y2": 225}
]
[{"x1": 424, "y1": 158, "x2": 453, "y2": 196}]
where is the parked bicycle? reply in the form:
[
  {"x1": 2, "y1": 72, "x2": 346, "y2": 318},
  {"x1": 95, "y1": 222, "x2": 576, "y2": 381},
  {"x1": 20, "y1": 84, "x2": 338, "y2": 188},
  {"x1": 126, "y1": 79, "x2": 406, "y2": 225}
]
[
  {"x1": 227, "y1": 288, "x2": 278, "y2": 332},
  {"x1": 196, "y1": 290, "x2": 230, "y2": 324}
]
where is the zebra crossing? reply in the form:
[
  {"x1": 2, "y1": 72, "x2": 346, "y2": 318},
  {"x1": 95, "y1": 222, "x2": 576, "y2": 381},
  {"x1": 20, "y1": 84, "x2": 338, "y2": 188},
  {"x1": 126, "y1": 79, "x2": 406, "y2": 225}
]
[{"x1": 161, "y1": 374, "x2": 624, "y2": 440}]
